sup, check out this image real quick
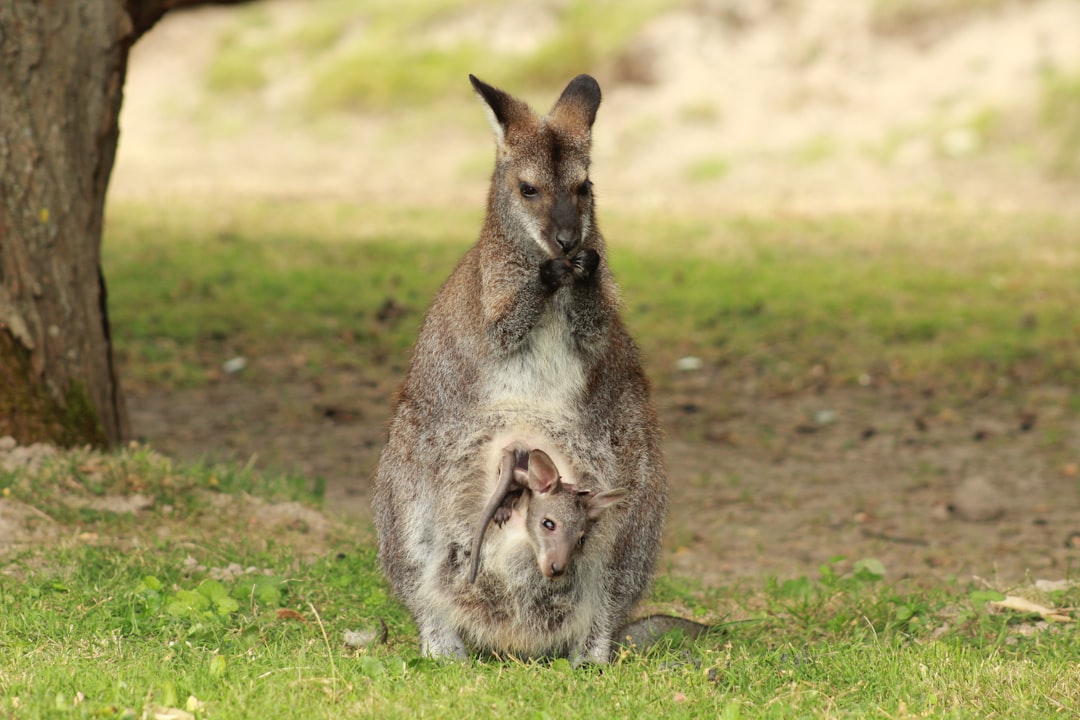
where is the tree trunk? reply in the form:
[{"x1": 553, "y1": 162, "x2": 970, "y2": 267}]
[
  {"x1": 0, "y1": 0, "x2": 253, "y2": 448},
  {"x1": 0, "y1": 1, "x2": 133, "y2": 447}
]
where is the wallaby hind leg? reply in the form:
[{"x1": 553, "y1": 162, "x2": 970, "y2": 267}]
[
  {"x1": 469, "y1": 441, "x2": 530, "y2": 583},
  {"x1": 572, "y1": 604, "x2": 618, "y2": 666},
  {"x1": 418, "y1": 611, "x2": 468, "y2": 660}
]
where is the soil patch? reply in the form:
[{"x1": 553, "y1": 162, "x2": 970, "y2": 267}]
[{"x1": 126, "y1": 366, "x2": 1080, "y2": 588}]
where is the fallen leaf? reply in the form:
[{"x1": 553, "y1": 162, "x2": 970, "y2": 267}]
[
  {"x1": 146, "y1": 706, "x2": 195, "y2": 720},
  {"x1": 988, "y1": 595, "x2": 1073, "y2": 623},
  {"x1": 343, "y1": 618, "x2": 389, "y2": 648},
  {"x1": 1034, "y1": 579, "x2": 1078, "y2": 593},
  {"x1": 276, "y1": 608, "x2": 307, "y2": 623}
]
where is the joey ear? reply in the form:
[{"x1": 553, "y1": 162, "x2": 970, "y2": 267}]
[
  {"x1": 547, "y1": 74, "x2": 602, "y2": 133},
  {"x1": 469, "y1": 74, "x2": 531, "y2": 147},
  {"x1": 584, "y1": 487, "x2": 628, "y2": 520},
  {"x1": 526, "y1": 449, "x2": 561, "y2": 495}
]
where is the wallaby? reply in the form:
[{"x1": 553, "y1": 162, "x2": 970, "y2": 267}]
[
  {"x1": 468, "y1": 442, "x2": 628, "y2": 583},
  {"x1": 371, "y1": 73, "x2": 667, "y2": 664}
]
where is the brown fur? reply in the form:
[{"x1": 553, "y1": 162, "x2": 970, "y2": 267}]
[{"x1": 371, "y1": 74, "x2": 667, "y2": 664}]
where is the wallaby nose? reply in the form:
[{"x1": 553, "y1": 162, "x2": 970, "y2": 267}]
[
  {"x1": 555, "y1": 229, "x2": 578, "y2": 254},
  {"x1": 547, "y1": 561, "x2": 565, "y2": 578}
]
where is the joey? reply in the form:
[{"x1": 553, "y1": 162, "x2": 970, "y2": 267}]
[{"x1": 469, "y1": 443, "x2": 627, "y2": 583}]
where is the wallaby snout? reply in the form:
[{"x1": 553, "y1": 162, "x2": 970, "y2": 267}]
[
  {"x1": 544, "y1": 556, "x2": 566, "y2": 578},
  {"x1": 553, "y1": 195, "x2": 581, "y2": 254}
]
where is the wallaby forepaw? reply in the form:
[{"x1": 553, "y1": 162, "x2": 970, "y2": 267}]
[
  {"x1": 571, "y1": 248, "x2": 600, "y2": 280},
  {"x1": 540, "y1": 249, "x2": 599, "y2": 290},
  {"x1": 540, "y1": 256, "x2": 573, "y2": 290}
]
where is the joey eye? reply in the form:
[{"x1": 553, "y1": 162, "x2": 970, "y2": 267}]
[
  {"x1": 577, "y1": 180, "x2": 593, "y2": 197},
  {"x1": 542, "y1": 518, "x2": 556, "y2": 532},
  {"x1": 519, "y1": 183, "x2": 539, "y2": 198},
  {"x1": 577, "y1": 535, "x2": 586, "y2": 548}
]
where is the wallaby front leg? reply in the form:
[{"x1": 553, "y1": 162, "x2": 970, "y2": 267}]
[{"x1": 484, "y1": 279, "x2": 551, "y2": 356}]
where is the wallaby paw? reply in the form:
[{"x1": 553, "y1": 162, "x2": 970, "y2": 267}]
[
  {"x1": 570, "y1": 248, "x2": 600, "y2": 280},
  {"x1": 539, "y1": 256, "x2": 574, "y2": 290},
  {"x1": 493, "y1": 504, "x2": 512, "y2": 526},
  {"x1": 540, "y1": 249, "x2": 599, "y2": 290}
]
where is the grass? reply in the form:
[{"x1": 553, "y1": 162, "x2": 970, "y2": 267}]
[
  {"x1": 104, "y1": 200, "x2": 1080, "y2": 400},
  {"x1": 103, "y1": 201, "x2": 476, "y2": 386},
  {"x1": 2, "y1": 446, "x2": 1078, "y2": 719}
]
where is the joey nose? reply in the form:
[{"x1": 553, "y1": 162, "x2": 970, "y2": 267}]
[{"x1": 547, "y1": 561, "x2": 565, "y2": 578}]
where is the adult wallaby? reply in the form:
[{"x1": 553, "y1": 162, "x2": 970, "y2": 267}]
[
  {"x1": 371, "y1": 73, "x2": 667, "y2": 664},
  {"x1": 467, "y1": 442, "x2": 628, "y2": 584}
]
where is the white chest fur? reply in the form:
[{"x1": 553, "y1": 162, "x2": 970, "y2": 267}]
[{"x1": 485, "y1": 309, "x2": 585, "y2": 411}]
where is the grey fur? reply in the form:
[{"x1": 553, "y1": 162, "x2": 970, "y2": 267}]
[{"x1": 371, "y1": 74, "x2": 668, "y2": 664}]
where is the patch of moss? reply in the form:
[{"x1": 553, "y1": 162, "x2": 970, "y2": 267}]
[
  {"x1": 0, "y1": 330, "x2": 108, "y2": 449},
  {"x1": 61, "y1": 381, "x2": 107, "y2": 448}
]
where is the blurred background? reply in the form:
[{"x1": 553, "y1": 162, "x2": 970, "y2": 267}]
[
  {"x1": 103, "y1": 0, "x2": 1080, "y2": 585},
  {"x1": 112, "y1": 0, "x2": 1080, "y2": 212}
]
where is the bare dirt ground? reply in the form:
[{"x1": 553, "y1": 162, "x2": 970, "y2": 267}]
[
  {"x1": 125, "y1": 360, "x2": 1080, "y2": 588},
  {"x1": 113, "y1": 1, "x2": 1080, "y2": 589}
]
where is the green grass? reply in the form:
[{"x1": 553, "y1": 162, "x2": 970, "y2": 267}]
[
  {"x1": 615, "y1": 212, "x2": 1080, "y2": 395},
  {"x1": 104, "y1": 201, "x2": 477, "y2": 385},
  {"x1": 2, "y1": 447, "x2": 1078, "y2": 718},
  {"x1": 104, "y1": 201, "x2": 1080, "y2": 399}
]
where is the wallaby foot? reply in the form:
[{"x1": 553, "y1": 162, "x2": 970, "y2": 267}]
[
  {"x1": 491, "y1": 489, "x2": 522, "y2": 526},
  {"x1": 572, "y1": 636, "x2": 613, "y2": 667},
  {"x1": 420, "y1": 622, "x2": 468, "y2": 660},
  {"x1": 572, "y1": 612, "x2": 617, "y2": 666}
]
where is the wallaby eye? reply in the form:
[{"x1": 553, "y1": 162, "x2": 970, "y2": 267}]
[
  {"x1": 577, "y1": 180, "x2": 593, "y2": 197},
  {"x1": 519, "y1": 182, "x2": 539, "y2": 198},
  {"x1": 542, "y1": 518, "x2": 556, "y2": 532},
  {"x1": 577, "y1": 534, "x2": 586, "y2": 548}
]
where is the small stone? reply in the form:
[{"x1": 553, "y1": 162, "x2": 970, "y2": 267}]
[
  {"x1": 222, "y1": 356, "x2": 246, "y2": 374},
  {"x1": 343, "y1": 618, "x2": 388, "y2": 648},
  {"x1": 951, "y1": 476, "x2": 1005, "y2": 522},
  {"x1": 675, "y1": 356, "x2": 703, "y2": 372},
  {"x1": 813, "y1": 409, "x2": 836, "y2": 426}
]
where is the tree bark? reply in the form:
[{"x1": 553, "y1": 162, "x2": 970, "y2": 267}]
[{"x1": 0, "y1": 0, "x2": 253, "y2": 447}]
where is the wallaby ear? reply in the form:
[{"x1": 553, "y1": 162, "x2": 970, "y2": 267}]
[
  {"x1": 547, "y1": 74, "x2": 602, "y2": 133},
  {"x1": 469, "y1": 74, "x2": 531, "y2": 147},
  {"x1": 584, "y1": 487, "x2": 628, "y2": 520},
  {"x1": 526, "y1": 449, "x2": 561, "y2": 495}
]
